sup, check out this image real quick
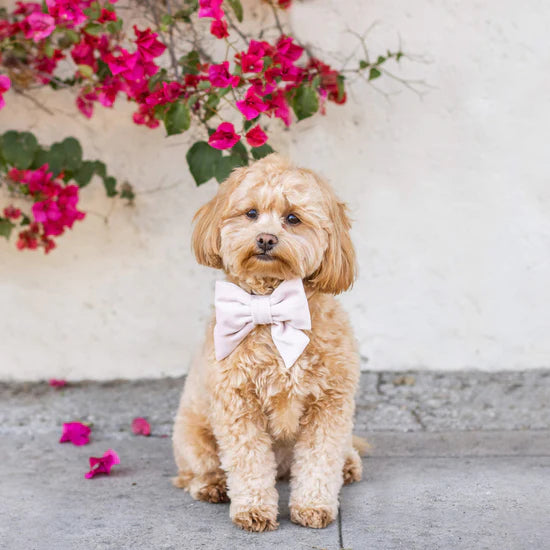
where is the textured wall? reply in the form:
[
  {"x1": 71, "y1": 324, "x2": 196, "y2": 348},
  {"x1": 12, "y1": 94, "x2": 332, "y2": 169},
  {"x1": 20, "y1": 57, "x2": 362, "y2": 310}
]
[{"x1": 1, "y1": 0, "x2": 550, "y2": 380}]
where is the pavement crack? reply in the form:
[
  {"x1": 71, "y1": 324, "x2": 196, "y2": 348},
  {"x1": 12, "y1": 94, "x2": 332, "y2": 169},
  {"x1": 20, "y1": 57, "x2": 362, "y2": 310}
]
[
  {"x1": 375, "y1": 372, "x2": 384, "y2": 395},
  {"x1": 411, "y1": 408, "x2": 427, "y2": 430},
  {"x1": 337, "y1": 505, "x2": 344, "y2": 549}
]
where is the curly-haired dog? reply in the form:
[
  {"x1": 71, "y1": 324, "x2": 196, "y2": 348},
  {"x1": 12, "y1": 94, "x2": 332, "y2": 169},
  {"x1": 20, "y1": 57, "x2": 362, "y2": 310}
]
[{"x1": 173, "y1": 154, "x2": 363, "y2": 532}]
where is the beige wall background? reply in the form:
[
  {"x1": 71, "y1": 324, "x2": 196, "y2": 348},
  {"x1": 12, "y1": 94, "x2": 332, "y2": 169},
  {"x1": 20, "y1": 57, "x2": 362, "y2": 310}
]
[{"x1": 1, "y1": 0, "x2": 550, "y2": 380}]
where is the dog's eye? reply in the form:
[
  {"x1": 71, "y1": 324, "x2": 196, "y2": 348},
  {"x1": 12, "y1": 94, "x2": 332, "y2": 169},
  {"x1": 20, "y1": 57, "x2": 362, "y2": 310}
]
[
  {"x1": 246, "y1": 209, "x2": 258, "y2": 220},
  {"x1": 286, "y1": 213, "x2": 301, "y2": 225}
]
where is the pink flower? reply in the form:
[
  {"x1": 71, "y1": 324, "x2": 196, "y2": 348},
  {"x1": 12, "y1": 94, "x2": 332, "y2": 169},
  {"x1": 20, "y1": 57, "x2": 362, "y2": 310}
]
[
  {"x1": 131, "y1": 417, "x2": 151, "y2": 436},
  {"x1": 275, "y1": 36, "x2": 304, "y2": 64},
  {"x1": 46, "y1": 0, "x2": 87, "y2": 27},
  {"x1": 3, "y1": 206, "x2": 21, "y2": 220},
  {"x1": 134, "y1": 26, "x2": 166, "y2": 62},
  {"x1": 97, "y1": 77, "x2": 123, "y2": 108},
  {"x1": 236, "y1": 88, "x2": 268, "y2": 120},
  {"x1": 245, "y1": 125, "x2": 268, "y2": 147},
  {"x1": 16, "y1": 231, "x2": 38, "y2": 250},
  {"x1": 209, "y1": 122, "x2": 241, "y2": 150},
  {"x1": 210, "y1": 18, "x2": 228, "y2": 39},
  {"x1": 60, "y1": 422, "x2": 91, "y2": 446},
  {"x1": 71, "y1": 41, "x2": 95, "y2": 68},
  {"x1": 49, "y1": 378, "x2": 67, "y2": 388},
  {"x1": 14, "y1": 2, "x2": 42, "y2": 16},
  {"x1": 280, "y1": 62, "x2": 303, "y2": 84},
  {"x1": 198, "y1": 0, "x2": 224, "y2": 20},
  {"x1": 132, "y1": 104, "x2": 160, "y2": 128},
  {"x1": 208, "y1": 62, "x2": 239, "y2": 88},
  {"x1": 0, "y1": 75, "x2": 11, "y2": 111},
  {"x1": 22, "y1": 12, "x2": 55, "y2": 42},
  {"x1": 85, "y1": 449, "x2": 120, "y2": 479},
  {"x1": 32, "y1": 200, "x2": 61, "y2": 223},
  {"x1": 250, "y1": 77, "x2": 275, "y2": 96},
  {"x1": 267, "y1": 91, "x2": 291, "y2": 126},
  {"x1": 98, "y1": 8, "x2": 116, "y2": 23},
  {"x1": 145, "y1": 81, "x2": 183, "y2": 106},
  {"x1": 76, "y1": 91, "x2": 97, "y2": 118},
  {"x1": 104, "y1": 49, "x2": 137, "y2": 77}
]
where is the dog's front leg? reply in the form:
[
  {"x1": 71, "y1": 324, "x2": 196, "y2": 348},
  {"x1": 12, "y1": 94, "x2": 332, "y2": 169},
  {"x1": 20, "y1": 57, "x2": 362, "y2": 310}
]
[
  {"x1": 289, "y1": 392, "x2": 355, "y2": 529},
  {"x1": 211, "y1": 382, "x2": 279, "y2": 532}
]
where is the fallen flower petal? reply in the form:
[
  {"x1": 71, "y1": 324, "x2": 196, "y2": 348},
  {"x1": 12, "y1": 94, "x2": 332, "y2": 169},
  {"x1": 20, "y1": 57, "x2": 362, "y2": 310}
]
[
  {"x1": 131, "y1": 417, "x2": 151, "y2": 436},
  {"x1": 59, "y1": 422, "x2": 90, "y2": 446},
  {"x1": 49, "y1": 379, "x2": 67, "y2": 388},
  {"x1": 85, "y1": 449, "x2": 120, "y2": 479}
]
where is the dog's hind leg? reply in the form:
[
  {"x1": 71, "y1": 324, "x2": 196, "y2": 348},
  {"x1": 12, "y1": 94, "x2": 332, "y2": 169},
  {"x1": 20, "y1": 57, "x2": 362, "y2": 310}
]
[{"x1": 172, "y1": 399, "x2": 228, "y2": 504}]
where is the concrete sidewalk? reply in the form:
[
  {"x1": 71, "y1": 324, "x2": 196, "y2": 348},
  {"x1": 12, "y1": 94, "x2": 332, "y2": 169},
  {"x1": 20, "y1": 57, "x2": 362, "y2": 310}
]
[{"x1": 1, "y1": 371, "x2": 549, "y2": 550}]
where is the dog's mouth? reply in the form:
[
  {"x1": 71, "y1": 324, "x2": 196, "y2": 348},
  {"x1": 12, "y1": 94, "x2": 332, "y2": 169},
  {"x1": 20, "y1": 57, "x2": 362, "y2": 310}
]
[{"x1": 254, "y1": 253, "x2": 276, "y2": 261}]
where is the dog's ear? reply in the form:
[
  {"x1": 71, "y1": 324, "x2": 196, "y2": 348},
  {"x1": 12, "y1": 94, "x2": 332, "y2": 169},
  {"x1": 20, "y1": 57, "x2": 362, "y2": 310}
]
[
  {"x1": 191, "y1": 167, "x2": 246, "y2": 269},
  {"x1": 309, "y1": 198, "x2": 356, "y2": 295},
  {"x1": 191, "y1": 195, "x2": 222, "y2": 268}
]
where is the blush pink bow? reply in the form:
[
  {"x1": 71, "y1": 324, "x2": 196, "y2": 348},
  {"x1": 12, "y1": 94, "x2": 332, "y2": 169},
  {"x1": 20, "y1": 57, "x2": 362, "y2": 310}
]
[{"x1": 214, "y1": 278, "x2": 311, "y2": 368}]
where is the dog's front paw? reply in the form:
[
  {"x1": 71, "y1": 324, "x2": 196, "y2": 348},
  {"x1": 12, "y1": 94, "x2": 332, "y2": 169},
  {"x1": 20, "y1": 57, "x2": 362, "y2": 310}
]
[
  {"x1": 232, "y1": 505, "x2": 279, "y2": 532},
  {"x1": 290, "y1": 504, "x2": 335, "y2": 529}
]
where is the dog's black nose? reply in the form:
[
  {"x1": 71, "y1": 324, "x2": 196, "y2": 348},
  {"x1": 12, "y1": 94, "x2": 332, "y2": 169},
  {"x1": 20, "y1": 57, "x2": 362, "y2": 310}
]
[{"x1": 256, "y1": 233, "x2": 278, "y2": 252}]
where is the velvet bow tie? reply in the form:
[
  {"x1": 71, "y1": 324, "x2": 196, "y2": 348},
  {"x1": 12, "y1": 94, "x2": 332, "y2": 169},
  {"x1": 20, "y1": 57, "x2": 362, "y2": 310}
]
[{"x1": 213, "y1": 278, "x2": 311, "y2": 368}]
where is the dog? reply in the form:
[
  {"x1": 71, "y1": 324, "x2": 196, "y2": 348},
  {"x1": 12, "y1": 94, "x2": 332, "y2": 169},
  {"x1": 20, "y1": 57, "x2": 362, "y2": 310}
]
[{"x1": 172, "y1": 154, "x2": 362, "y2": 532}]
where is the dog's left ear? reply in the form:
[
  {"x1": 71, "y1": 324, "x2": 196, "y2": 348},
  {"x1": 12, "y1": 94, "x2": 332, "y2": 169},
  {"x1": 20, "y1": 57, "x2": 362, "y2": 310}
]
[{"x1": 309, "y1": 198, "x2": 357, "y2": 295}]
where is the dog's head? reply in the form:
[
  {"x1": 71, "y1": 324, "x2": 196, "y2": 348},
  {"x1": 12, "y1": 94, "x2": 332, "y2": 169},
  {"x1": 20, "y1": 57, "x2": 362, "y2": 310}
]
[{"x1": 192, "y1": 154, "x2": 356, "y2": 294}]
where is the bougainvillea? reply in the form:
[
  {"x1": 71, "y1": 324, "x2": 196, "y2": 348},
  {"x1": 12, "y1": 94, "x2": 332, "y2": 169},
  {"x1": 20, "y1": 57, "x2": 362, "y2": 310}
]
[{"x1": 0, "y1": 0, "x2": 407, "y2": 252}]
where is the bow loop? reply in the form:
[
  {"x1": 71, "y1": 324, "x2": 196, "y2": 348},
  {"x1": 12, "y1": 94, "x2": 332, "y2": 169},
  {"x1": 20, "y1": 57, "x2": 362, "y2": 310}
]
[{"x1": 214, "y1": 278, "x2": 311, "y2": 368}]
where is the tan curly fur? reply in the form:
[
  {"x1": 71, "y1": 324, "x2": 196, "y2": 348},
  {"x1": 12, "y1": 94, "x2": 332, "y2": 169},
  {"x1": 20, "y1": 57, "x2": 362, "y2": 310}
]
[{"x1": 172, "y1": 154, "x2": 363, "y2": 531}]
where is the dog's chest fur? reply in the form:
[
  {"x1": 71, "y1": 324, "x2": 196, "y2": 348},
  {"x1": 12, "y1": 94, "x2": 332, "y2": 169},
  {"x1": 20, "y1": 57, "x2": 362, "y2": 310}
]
[{"x1": 225, "y1": 292, "x2": 351, "y2": 443}]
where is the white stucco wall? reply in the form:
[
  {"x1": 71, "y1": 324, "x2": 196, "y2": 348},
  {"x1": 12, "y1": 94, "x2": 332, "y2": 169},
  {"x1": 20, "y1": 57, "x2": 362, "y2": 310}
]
[{"x1": 1, "y1": 0, "x2": 550, "y2": 380}]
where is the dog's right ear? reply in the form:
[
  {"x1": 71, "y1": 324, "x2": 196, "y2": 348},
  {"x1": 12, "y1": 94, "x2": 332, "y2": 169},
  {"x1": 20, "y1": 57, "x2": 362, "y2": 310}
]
[
  {"x1": 191, "y1": 166, "x2": 246, "y2": 269},
  {"x1": 191, "y1": 194, "x2": 223, "y2": 268}
]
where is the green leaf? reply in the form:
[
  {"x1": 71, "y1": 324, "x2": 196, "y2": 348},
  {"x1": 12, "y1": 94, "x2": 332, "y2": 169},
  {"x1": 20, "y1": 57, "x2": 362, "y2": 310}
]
[
  {"x1": 120, "y1": 182, "x2": 135, "y2": 201},
  {"x1": 84, "y1": 22, "x2": 102, "y2": 36},
  {"x1": 0, "y1": 218, "x2": 15, "y2": 240},
  {"x1": 105, "y1": 19, "x2": 123, "y2": 34},
  {"x1": 231, "y1": 140, "x2": 249, "y2": 166},
  {"x1": 77, "y1": 64, "x2": 94, "y2": 78},
  {"x1": 1, "y1": 131, "x2": 38, "y2": 169},
  {"x1": 243, "y1": 116, "x2": 260, "y2": 131},
  {"x1": 186, "y1": 141, "x2": 222, "y2": 185},
  {"x1": 44, "y1": 42, "x2": 55, "y2": 58},
  {"x1": 179, "y1": 51, "x2": 200, "y2": 75},
  {"x1": 161, "y1": 13, "x2": 174, "y2": 25},
  {"x1": 376, "y1": 56, "x2": 386, "y2": 65},
  {"x1": 369, "y1": 67, "x2": 381, "y2": 80},
  {"x1": 164, "y1": 102, "x2": 190, "y2": 136},
  {"x1": 251, "y1": 143, "x2": 274, "y2": 160},
  {"x1": 96, "y1": 59, "x2": 112, "y2": 80},
  {"x1": 226, "y1": 0, "x2": 243, "y2": 22},
  {"x1": 203, "y1": 94, "x2": 220, "y2": 121},
  {"x1": 359, "y1": 60, "x2": 368, "y2": 70},
  {"x1": 74, "y1": 160, "x2": 96, "y2": 187},
  {"x1": 197, "y1": 80, "x2": 211, "y2": 90},
  {"x1": 336, "y1": 74, "x2": 346, "y2": 102},
  {"x1": 103, "y1": 176, "x2": 117, "y2": 197},
  {"x1": 214, "y1": 155, "x2": 242, "y2": 183},
  {"x1": 291, "y1": 85, "x2": 319, "y2": 121},
  {"x1": 94, "y1": 161, "x2": 107, "y2": 178},
  {"x1": 60, "y1": 137, "x2": 83, "y2": 171}
]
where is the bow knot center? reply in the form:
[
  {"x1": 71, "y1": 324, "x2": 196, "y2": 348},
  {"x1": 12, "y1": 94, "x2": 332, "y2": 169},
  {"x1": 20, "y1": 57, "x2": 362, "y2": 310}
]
[{"x1": 250, "y1": 295, "x2": 273, "y2": 325}]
